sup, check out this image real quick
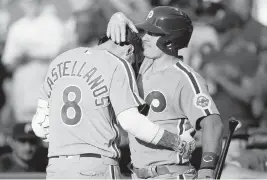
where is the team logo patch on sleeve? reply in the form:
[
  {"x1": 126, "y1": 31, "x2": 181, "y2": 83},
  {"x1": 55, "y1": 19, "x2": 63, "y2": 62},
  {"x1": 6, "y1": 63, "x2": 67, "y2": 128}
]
[{"x1": 194, "y1": 94, "x2": 211, "y2": 109}]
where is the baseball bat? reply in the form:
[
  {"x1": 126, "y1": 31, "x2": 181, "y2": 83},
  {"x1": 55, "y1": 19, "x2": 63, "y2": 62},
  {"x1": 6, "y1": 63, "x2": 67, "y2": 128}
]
[{"x1": 214, "y1": 117, "x2": 239, "y2": 179}]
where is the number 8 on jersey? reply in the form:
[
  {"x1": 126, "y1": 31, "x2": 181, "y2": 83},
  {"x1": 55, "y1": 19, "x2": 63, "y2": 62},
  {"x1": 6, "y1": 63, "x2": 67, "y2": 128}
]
[{"x1": 61, "y1": 86, "x2": 82, "y2": 125}]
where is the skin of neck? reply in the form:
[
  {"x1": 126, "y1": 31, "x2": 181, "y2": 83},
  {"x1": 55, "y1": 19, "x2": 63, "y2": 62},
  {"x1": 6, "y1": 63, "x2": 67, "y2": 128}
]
[{"x1": 151, "y1": 53, "x2": 179, "y2": 72}]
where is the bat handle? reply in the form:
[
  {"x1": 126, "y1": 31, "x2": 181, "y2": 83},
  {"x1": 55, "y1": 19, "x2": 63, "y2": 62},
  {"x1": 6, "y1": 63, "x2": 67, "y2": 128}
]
[{"x1": 215, "y1": 118, "x2": 239, "y2": 179}]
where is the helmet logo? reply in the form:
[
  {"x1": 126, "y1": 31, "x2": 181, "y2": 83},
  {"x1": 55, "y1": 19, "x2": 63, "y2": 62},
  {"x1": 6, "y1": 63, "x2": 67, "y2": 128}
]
[{"x1": 147, "y1": 10, "x2": 154, "y2": 20}]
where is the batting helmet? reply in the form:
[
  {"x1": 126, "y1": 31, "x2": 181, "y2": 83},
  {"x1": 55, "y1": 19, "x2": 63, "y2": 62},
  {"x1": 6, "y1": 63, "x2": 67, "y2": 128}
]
[{"x1": 136, "y1": 6, "x2": 193, "y2": 57}]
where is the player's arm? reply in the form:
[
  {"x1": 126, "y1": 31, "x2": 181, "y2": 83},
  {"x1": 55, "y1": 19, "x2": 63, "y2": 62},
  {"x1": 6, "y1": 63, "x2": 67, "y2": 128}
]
[
  {"x1": 106, "y1": 12, "x2": 138, "y2": 43},
  {"x1": 199, "y1": 114, "x2": 223, "y2": 167},
  {"x1": 177, "y1": 69, "x2": 223, "y2": 178},
  {"x1": 117, "y1": 107, "x2": 185, "y2": 151},
  {"x1": 110, "y1": 59, "x2": 184, "y2": 151}
]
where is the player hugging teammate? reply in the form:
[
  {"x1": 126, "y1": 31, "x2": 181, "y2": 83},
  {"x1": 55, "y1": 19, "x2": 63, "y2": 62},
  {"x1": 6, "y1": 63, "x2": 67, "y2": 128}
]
[
  {"x1": 31, "y1": 5, "x2": 223, "y2": 180},
  {"x1": 106, "y1": 6, "x2": 224, "y2": 179},
  {"x1": 31, "y1": 6, "x2": 201, "y2": 179}
]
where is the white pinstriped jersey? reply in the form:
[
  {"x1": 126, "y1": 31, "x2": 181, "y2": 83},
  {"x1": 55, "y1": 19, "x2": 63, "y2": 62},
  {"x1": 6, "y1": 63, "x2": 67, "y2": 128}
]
[
  {"x1": 129, "y1": 58, "x2": 219, "y2": 168},
  {"x1": 40, "y1": 47, "x2": 143, "y2": 158}
]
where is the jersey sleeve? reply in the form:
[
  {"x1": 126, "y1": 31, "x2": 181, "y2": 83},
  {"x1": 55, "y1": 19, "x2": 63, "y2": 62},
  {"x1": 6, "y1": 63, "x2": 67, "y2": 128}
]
[
  {"x1": 176, "y1": 71, "x2": 220, "y2": 130},
  {"x1": 39, "y1": 83, "x2": 49, "y2": 102},
  {"x1": 110, "y1": 59, "x2": 145, "y2": 116},
  {"x1": 39, "y1": 69, "x2": 51, "y2": 102}
]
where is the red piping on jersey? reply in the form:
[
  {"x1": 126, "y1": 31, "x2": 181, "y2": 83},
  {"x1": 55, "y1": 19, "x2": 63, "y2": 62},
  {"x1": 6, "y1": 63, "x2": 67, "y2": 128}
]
[
  {"x1": 175, "y1": 62, "x2": 200, "y2": 94},
  {"x1": 106, "y1": 50, "x2": 143, "y2": 105},
  {"x1": 175, "y1": 61, "x2": 211, "y2": 116}
]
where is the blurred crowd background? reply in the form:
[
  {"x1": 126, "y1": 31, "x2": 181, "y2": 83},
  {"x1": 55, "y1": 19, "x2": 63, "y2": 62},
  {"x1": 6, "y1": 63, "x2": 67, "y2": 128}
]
[{"x1": 0, "y1": 0, "x2": 267, "y2": 179}]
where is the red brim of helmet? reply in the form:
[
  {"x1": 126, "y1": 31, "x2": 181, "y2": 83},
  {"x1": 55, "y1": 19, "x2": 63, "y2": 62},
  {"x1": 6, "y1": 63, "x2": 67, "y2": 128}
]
[{"x1": 135, "y1": 22, "x2": 167, "y2": 35}]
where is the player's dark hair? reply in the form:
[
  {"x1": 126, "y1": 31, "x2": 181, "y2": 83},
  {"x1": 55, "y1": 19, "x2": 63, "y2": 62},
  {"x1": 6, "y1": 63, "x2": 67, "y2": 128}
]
[
  {"x1": 98, "y1": 35, "x2": 109, "y2": 45},
  {"x1": 98, "y1": 28, "x2": 144, "y2": 76},
  {"x1": 127, "y1": 28, "x2": 144, "y2": 75}
]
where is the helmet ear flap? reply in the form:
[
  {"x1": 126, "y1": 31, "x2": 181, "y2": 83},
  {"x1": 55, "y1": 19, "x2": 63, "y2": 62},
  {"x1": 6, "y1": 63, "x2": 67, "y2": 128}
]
[
  {"x1": 156, "y1": 35, "x2": 179, "y2": 57},
  {"x1": 156, "y1": 29, "x2": 193, "y2": 57}
]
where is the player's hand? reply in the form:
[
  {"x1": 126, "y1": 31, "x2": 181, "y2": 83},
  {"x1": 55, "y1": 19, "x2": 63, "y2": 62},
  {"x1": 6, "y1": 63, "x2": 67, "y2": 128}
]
[
  {"x1": 197, "y1": 169, "x2": 214, "y2": 179},
  {"x1": 32, "y1": 114, "x2": 49, "y2": 140},
  {"x1": 178, "y1": 128, "x2": 196, "y2": 159},
  {"x1": 31, "y1": 101, "x2": 50, "y2": 141},
  {"x1": 106, "y1": 12, "x2": 138, "y2": 44}
]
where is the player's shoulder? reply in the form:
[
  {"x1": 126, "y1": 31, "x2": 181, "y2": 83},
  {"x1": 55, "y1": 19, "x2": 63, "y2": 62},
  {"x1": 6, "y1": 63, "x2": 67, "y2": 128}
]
[
  {"x1": 173, "y1": 60, "x2": 206, "y2": 87},
  {"x1": 52, "y1": 47, "x2": 88, "y2": 62},
  {"x1": 172, "y1": 60, "x2": 198, "y2": 77},
  {"x1": 103, "y1": 50, "x2": 132, "y2": 70},
  {"x1": 104, "y1": 50, "x2": 128, "y2": 63},
  {"x1": 49, "y1": 48, "x2": 74, "y2": 64},
  {"x1": 46, "y1": 47, "x2": 81, "y2": 70}
]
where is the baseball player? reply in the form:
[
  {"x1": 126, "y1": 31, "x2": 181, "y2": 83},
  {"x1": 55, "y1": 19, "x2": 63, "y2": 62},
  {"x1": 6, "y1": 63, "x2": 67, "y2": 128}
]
[
  {"x1": 107, "y1": 7, "x2": 224, "y2": 179},
  {"x1": 31, "y1": 29, "x2": 195, "y2": 179}
]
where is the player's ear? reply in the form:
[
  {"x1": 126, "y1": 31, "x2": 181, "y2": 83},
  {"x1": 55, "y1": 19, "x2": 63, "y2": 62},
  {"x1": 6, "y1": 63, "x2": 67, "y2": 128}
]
[
  {"x1": 122, "y1": 45, "x2": 135, "y2": 64},
  {"x1": 126, "y1": 45, "x2": 134, "y2": 56}
]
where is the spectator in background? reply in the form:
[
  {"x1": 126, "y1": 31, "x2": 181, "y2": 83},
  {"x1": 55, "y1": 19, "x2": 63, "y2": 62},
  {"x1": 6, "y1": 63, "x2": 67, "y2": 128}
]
[
  {"x1": 0, "y1": 0, "x2": 11, "y2": 54},
  {"x1": 107, "y1": 0, "x2": 151, "y2": 23},
  {"x1": 0, "y1": 122, "x2": 40, "y2": 172},
  {"x1": 252, "y1": 0, "x2": 267, "y2": 27},
  {"x1": 252, "y1": 0, "x2": 267, "y2": 52},
  {"x1": 200, "y1": 2, "x2": 262, "y2": 132},
  {"x1": 181, "y1": 23, "x2": 220, "y2": 72},
  {"x1": 248, "y1": 1, "x2": 267, "y2": 121},
  {"x1": 65, "y1": 0, "x2": 107, "y2": 49},
  {"x1": 1, "y1": 0, "x2": 66, "y2": 127},
  {"x1": 249, "y1": 52, "x2": 267, "y2": 127},
  {"x1": 0, "y1": 0, "x2": 12, "y2": 112},
  {"x1": 179, "y1": 0, "x2": 222, "y2": 72},
  {"x1": 150, "y1": 0, "x2": 187, "y2": 7},
  {"x1": 150, "y1": 0, "x2": 198, "y2": 21},
  {"x1": 0, "y1": 0, "x2": 13, "y2": 149}
]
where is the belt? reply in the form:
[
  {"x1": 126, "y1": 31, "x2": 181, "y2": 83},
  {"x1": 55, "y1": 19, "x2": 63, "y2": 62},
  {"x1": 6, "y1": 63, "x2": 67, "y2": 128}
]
[
  {"x1": 50, "y1": 153, "x2": 101, "y2": 159},
  {"x1": 130, "y1": 163, "x2": 191, "y2": 179}
]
